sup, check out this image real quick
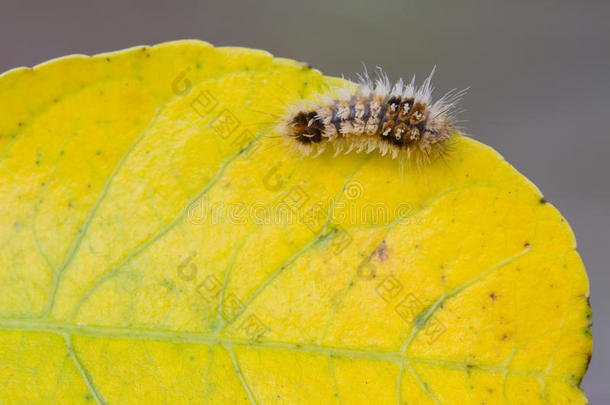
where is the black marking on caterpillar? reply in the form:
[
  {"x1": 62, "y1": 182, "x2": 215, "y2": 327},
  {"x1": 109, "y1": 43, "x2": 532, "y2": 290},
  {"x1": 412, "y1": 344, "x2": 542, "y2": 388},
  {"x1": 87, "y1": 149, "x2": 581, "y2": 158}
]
[{"x1": 278, "y1": 68, "x2": 466, "y2": 163}]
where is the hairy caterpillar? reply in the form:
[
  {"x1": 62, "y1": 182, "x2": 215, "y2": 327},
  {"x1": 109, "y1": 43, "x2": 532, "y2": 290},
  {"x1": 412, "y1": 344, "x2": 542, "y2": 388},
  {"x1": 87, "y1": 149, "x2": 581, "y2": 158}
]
[{"x1": 278, "y1": 68, "x2": 466, "y2": 163}]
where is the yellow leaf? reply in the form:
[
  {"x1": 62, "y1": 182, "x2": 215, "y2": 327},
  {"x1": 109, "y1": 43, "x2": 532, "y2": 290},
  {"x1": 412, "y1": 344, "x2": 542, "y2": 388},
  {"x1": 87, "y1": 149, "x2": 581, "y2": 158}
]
[{"x1": 0, "y1": 40, "x2": 591, "y2": 404}]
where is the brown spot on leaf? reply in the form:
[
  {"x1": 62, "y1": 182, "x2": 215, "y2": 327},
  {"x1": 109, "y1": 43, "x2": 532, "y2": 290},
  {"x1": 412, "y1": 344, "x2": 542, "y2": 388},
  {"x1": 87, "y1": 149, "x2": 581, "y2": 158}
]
[{"x1": 374, "y1": 240, "x2": 389, "y2": 261}]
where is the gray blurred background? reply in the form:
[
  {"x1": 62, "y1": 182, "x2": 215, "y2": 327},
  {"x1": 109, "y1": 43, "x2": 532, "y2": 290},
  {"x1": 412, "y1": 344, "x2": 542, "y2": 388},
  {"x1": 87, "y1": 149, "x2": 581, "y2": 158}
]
[{"x1": 1, "y1": 0, "x2": 608, "y2": 401}]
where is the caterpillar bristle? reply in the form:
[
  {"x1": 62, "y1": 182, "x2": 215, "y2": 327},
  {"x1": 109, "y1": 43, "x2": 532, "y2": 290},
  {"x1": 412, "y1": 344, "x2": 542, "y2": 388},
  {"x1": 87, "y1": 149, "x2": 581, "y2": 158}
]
[{"x1": 279, "y1": 68, "x2": 465, "y2": 164}]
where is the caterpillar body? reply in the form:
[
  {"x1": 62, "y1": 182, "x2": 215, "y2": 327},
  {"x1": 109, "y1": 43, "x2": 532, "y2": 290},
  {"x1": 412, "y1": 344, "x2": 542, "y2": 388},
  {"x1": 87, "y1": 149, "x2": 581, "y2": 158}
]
[{"x1": 278, "y1": 69, "x2": 465, "y2": 163}]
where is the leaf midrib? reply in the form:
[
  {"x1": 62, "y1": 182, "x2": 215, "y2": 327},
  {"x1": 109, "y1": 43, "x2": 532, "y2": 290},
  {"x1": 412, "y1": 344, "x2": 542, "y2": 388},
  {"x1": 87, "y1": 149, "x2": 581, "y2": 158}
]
[{"x1": 0, "y1": 317, "x2": 558, "y2": 379}]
